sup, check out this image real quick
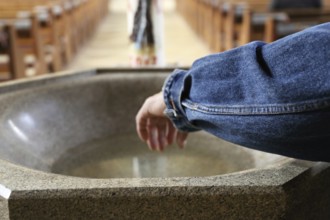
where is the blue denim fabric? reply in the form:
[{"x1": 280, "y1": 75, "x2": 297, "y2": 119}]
[{"x1": 163, "y1": 22, "x2": 330, "y2": 162}]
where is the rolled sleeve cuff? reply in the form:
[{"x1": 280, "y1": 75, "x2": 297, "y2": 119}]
[{"x1": 162, "y1": 69, "x2": 200, "y2": 132}]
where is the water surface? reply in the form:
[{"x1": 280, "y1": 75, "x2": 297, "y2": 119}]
[{"x1": 52, "y1": 133, "x2": 253, "y2": 178}]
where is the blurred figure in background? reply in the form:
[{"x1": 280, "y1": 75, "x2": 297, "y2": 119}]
[{"x1": 127, "y1": 0, "x2": 165, "y2": 67}]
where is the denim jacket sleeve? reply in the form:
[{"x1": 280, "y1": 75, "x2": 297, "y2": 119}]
[{"x1": 162, "y1": 22, "x2": 330, "y2": 162}]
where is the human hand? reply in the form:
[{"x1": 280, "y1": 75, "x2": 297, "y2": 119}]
[{"x1": 135, "y1": 92, "x2": 188, "y2": 151}]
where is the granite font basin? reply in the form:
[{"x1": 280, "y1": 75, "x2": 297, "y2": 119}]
[
  {"x1": 0, "y1": 68, "x2": 329, "y2": 219},
  {"x1": 0, "y1": 70, "x2": 284, "y2": 179}
]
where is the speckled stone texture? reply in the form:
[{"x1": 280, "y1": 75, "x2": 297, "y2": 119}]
[
  {"x1": 0, "y1": 196, "x2": 9, "y2": 220},
  {"x1": 0, "y1": 69, "x2": 330, "y2": 219}
]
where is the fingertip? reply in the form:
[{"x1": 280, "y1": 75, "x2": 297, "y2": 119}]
[
  {"x1": 177, "y1": 132, "x2": 188, "y2": 149},
  {"x1": 161, "y1": 136, "x2": 168, "y2": 149},
  {"x1": 147, "y1": 139, "x2": 156, "y2": 151},
  {"x1": 136, "y1": 120, "x2": 149, "y2": 142},
  {"x1": 166, "y1": 121, "x2": 176, "y2": 145},
  {"x1": 136, "y1": 128, "x2": 149, "y2": 142}
]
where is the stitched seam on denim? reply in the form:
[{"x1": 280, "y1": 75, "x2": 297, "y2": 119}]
[
  {"x1": 171, "y1": 117, "x2": 200, "y2": 131},
  {"x1": 163, "y1": 71, "x2": 199, "y2": 131},
  {"x1": 163, "y1": 72, "x2": 178, "y2": 118},
  {"x1": 162, "y1": 73, "x2": 175, "y2": 102},
  {"x1": 182, "y1": 98, "x2": 330, "y2": 115}
]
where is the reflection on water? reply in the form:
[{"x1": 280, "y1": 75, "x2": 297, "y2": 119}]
[{"x1": 52, "y1": 133, "x2": 253, "y2": 178}]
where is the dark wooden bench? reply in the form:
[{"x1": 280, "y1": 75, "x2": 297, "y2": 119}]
[
  {"x1": 0, "y1": 0, "x2": 109, "y2": 80},
  {"x1": 0, "y1": 22, "x2": 24, "y2": 81},
  {"x1": 176, "y1": 0, "x2": 330, "y2": 52}
]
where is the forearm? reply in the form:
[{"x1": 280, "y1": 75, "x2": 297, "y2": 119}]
[
  {"x1": 163, "y1": 22, "x2": 330, "y2": 161},
  {"x1": 164, "y1": 22, "x2": 330, "y2": 129}
]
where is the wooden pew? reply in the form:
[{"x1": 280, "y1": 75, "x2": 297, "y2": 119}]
[
  {"x1": 176, "y1": 0, "x2": 330, "y2": 53},
  {"x1": 211, "y1": 0, "x2": 226, "y2": 52},
  {"x1": 218, "y1": 0, "x2": 330, "y2": 50},
  {"x1": 0, "y1": 0, "x2": 76, "y2": 77},
  {"x1": 0, "y1": 12, "x2": 48, "y2": 77},
  {"x1": 65, "y1": 0, "x2": 108, "y2": 56},
  {"x1": 0, "y1": 0, "x2": 108, "y2": 80},
  {"x1": 0, "y1": 2, "x2": 59, "y2": 76},
  {"x1": 49, "y1": 2, "x2": 73, "y2": 68},
  {"x1": 264, "y1": 3, "x2": 330, "y2": 42},
  {"x1": 220, "y1": 0, "x2": 271, "y2": 50},
  {"x1": 0, "y1": 22, "x2": 25, "y2": 80}
]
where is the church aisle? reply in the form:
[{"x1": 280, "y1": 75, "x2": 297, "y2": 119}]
[{"x1": 67, "y1": 0, "x2": 211, "y2": 70}]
